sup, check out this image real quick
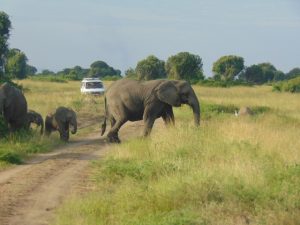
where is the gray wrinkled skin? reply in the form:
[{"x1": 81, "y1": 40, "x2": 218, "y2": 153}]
[
  {"x1": 101, "y1": 79, "x2": 200, "y2": 143},
  {"x1": 45, "y1": 107, "x2": 77, "y2": 141}
]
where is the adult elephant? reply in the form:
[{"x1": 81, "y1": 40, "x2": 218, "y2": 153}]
[
  {"x1": 0, "y1": 82, "x2": 28, "y2": 131},
  {"x1": 101, "y1": 79, "x2": 200, "y2": 143},
  {"x1": 26, "y1": 110, "x2": 44, "y2": 134},
  {"x1": 45, "y1": 107, "x2": 77, "y2": 141}
]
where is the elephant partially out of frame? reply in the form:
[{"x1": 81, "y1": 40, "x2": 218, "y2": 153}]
[
  {"x1": 101, "y1": 79, "x2": 200, "y2": 143},
  {"x1": 45, "y1": 107, "x2": 77, "y2": 141},
  {"x1": 0, "y1": 82, "x2": 28, "y2": 132},
  {"x1": 26, "y1": 110, "x2": 44, "y2": 134}
]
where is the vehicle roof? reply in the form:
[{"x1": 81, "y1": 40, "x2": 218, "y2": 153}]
[{"x1": 81, "y1": 78, "x2": 103, "y2": 82}]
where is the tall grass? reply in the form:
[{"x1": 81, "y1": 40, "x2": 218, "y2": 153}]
[{"x1": 54, "y1": 85, "x2": 300, "y2": 225}]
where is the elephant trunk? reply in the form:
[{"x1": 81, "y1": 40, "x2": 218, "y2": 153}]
[
  {"x1": 70, "y1": 119, "x2": 77, "y2": 134},
  {"x1": 188, "y1": 93, "x2": 200, "y2": 127}
]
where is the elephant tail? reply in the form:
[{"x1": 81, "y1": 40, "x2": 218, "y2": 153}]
[{"x1": 101, "y1": 97, "x2": 107, "y2": 136}]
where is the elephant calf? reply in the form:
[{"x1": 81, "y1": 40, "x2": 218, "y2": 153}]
[
  {"x1": 45, "y1": 107, "x2": 77, "y2": 141},
  {"x1": 26, "y1": 110, "x2": 44, "y2": 134}
]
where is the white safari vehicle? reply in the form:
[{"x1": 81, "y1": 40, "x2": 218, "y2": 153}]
[{"x1": 80, "y1": 78, "x2": 105, "y2": 95}]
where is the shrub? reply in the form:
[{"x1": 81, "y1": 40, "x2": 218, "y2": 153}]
[
  {"x1": 29, "y1": 75, "x2": 68, "y2": 83},
  {"x1": 198, "y1": 79, "x2": 252, "y2": 87},
  {"x1": 0, "y1": 152, "x2": 22, "y2": 164},
  {"x1": 273, "y1": 77, "x2": 300, "y2": 93},
  {"x1": 101, "y1": 75, "x2": 122, "y2": 81}
]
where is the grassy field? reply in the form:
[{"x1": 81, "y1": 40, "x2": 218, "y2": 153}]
[
  {"x1": 53, "y1": 85, "x2": 300, "y2": 225},
  {"x1": 0, "y1": 80, "x2": 106, "y2": 169}
]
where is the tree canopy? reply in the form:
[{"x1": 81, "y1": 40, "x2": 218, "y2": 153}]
[
  {"x1": 244, "y1": 62, "x2": 284, "y2": 84},
  {"x1": 124, "y1": 67, "x2": 136, "y2": 79},
  {"x1": 212, "y1": 55, "x2": 244, "y2": 81},
  {"x1": 56, "y1": 65, "x2": 89, "y2": 80},
  {"x1": 26, "y1": 64, "x2": 37, "y2": 76},
  {"x1": 135, "y1": 55, "x2": 166, "y2": 80},
  {"x1": 286, "y1": 67, "x2": 300, "y2": 80},
  {"x1": 165, "y1": 52, "x2": 204, "y2": 82},
  {"x1": 88, "y1": 60, "x2": 121, "y2": 78},
  {"x1": 5, "y1": 48, "x2": 28, "y2": 79},
  {"x1": 0, "y1": 11, "x2": 11, "y2": 77}
]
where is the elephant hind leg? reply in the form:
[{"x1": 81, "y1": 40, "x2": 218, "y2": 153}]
[{"x1": 107, "y1": 118, "x2": 126, "y2": 143}]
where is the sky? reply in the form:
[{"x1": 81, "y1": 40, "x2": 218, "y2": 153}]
[{"x1": 1, "y1": 0, "x2": 300, "y2": 76}]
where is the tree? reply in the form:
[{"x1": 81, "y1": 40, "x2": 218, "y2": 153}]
[
  {"x1": 273, "y1": 70, "x2": 285, "y2": 81},
  {"x1": 124, "y1": 67, "x2": 136, "y2": 79},
  {"x1": 286, "y1": 67, "x2": 300, "y2": 80},
  {"x1": 245, "y1": 62, "x2": 282, "y2": 84},
  {"x1": 0, "y1": 11, "x2": 11, "y2": 77},
  {"x1": 258, "y1": 63, "x2": 277, "y2": 82},
  {"x1": 57, "y1": 65, "x2": 89, "y2": 80},
  {"x1": 5, "y1": 48, "x2": 28, "y2": 79},
  {"x1": 165, "y1": 52, "x2": 204, "y2": 82},
  {"x1": 135, "y1": 55, "x2": 166, "y2": 80},
  {"x1": 41, "y1": 69, "x2": 55, "y2": 75},
  {"x1": 89, "y1": 60, "x2": 121, "y2": 78},
  {"x1": 26, "y1": 64, "x2": 37, "y2": 75},
  {"x1": 244, "y1": 65, "x2": 264, "y2": 84},
  {"x1": 212, "y1": 55, "x2": 244, "y2": 81}
]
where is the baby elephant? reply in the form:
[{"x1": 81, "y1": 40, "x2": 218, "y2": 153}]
[
  {"x1": 26, "y1": 110, "x2": 44, "y2": 134},
  {"x1": 45, "y1": 107, "x2": 77, "y2": 141}
]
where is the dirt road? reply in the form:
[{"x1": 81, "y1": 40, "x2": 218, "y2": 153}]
[{"x1": 0, "y1": 121, "x2": 147, "y2": 225}]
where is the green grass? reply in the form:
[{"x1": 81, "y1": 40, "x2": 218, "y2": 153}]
[
  {"x1": 54, "y1": 85, "x2": 300, "y2": 225},
  {"x1": 0, "y1": 130, "x2": 61, "y2": 168}
]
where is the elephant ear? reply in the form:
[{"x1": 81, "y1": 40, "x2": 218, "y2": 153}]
[{"x1": 155, "y1": 81, "x2": 180, "y2": 106}]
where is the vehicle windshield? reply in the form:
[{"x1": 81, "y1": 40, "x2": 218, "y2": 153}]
[{"x1": 85, "y1": 82, "x2": 103, "y2": 89}]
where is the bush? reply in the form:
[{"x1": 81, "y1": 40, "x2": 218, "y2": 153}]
[
  {"x1": 29, "y1": 75, "x2": 68, "y2": 83},
  {"x1": 101, "y1": 75, "x2": 122, "y2": 81},
  {"x1": 273, "y1": 77, "x2": 300, "y2": 93},
  {"x1": 0, "y1": 152, "x2": 22, "y2": 164},
  {"x1": 198, "y1": 79, "x2": 252, "y2": 87}
]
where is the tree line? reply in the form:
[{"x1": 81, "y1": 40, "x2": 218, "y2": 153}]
[{"x1": 1, "y1": 11, "x2": 299, "y2": 85}]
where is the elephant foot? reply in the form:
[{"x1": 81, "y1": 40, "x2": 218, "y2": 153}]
[
  {"x1": 107, "y1": 133, "x2": 121, "y2": 143},
  {"x1": 60, "y1": 137, "x2": 69, "y2": 142},
  {"x1": 60, "y1": 133, "x2": 69, "y2": 142}
]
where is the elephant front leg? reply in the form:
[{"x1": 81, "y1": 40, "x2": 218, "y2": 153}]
[
  {"x1": 143, "y1": 112, "x2": 156, "y2": 137},
  {"x1": 59, "y1": 122, "x2": 70, "y2": 141},
  {"x1": 143, "y1": 118, "x2": 155, "y2": 137},
  {"x1": 162, "y1": 106, "x2": 175, "y2": 126},
  {"x1": 143, "y1": 105, "x2": 161, "y2": 137},
  {"x1": 59, "y1": 130, "x2": 69, "y2": 141}
]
